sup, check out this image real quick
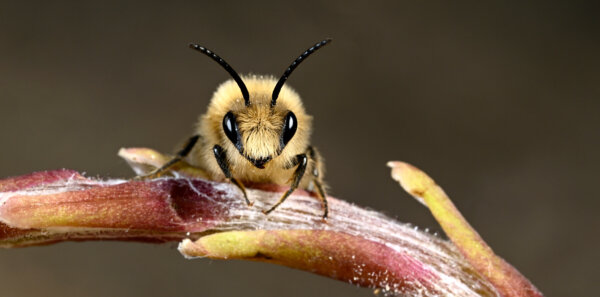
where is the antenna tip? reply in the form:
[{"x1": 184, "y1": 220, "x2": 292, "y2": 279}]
[{"x1": 319, "y1": 38, "x2": 333, "y2": 47}]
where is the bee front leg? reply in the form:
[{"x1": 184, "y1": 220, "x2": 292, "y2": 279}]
[
  {"x1": 307, "y1": 146, "x2": 328, "y2": 219},
  {"x1": 213, "y1": 144, "x2": 252, "y2": 206},
  {"x1": 263, "y1": 154, "x2": 308, "y2": 215},
  {"x1": 136, "y1": 135, "x2": 200, "y2": 179}
]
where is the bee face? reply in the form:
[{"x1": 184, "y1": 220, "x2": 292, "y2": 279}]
[
  {"x1": 218, "y1": 82, "x2": 303, "y2": 169},
  {"x1": 223, "y1": 108, "x2": 283, "y2": 168}
]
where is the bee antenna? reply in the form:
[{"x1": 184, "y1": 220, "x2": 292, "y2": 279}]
[
  {"x1": 189, "y1": 43, "x2": 250, "y2": 106},
  {"x1": 271, "y1": 39, "x2": 332, "y2": 107}
]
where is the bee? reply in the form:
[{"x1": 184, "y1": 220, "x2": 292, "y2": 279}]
[{"x1": 143, "y1": 39, "x2": 331, "y2": 218}]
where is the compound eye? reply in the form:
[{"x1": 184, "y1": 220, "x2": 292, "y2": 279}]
[
  {"x1": 222, "y1": 111, "x2": 240, "y2": 146},
  {"x1": 281, "y1": 111, "x2": 297, "y2": 146}
]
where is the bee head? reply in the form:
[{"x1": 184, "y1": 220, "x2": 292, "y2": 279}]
[
  {"x1": 219, "y1": 80, "x2": 303, "y2": 168},
  {"x1": 191, "y1": 39, "x2": 330, "y2": 169}
]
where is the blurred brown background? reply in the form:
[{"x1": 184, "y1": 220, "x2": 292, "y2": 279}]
[{"x1": 0, "y1": 1, "x2": 598, "y2": 296}]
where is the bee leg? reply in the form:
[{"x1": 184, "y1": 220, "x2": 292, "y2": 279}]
[
  {"x1": 213, "y1": 144, "x2": 252, "y2": 206},
  {"x1": 307, "y1": 146, "x2": 328, "y2": 219},
  {"x1": 312, "y1": 180, "x2": 328, "y2": 219},
  {"x1": 136, "y1": 135, "x2": 200, "y2": 179},
  {"x1": 263, "y1": 154, "x2": 308, "y2": 215}
]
